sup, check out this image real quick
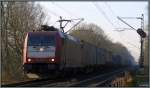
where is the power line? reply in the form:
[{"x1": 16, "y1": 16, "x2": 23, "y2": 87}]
[
  {"x1": 113, "y1": 28, "x2": 136, "y2": 32},
  {"x1": 92, "y1": 2, "x2": 139, "y2": 50},
  {"x1": 51, "y1": 2, "x2": 82, "y2": 31},
  {"x1": 65, "y1": 18, "x2": 84, "y2": 33},
  {"x1": 104, "y1": 2, "x2": 117, "y2": 17},
  {"x1": 120, "y1": 39, "x2": 140, "y2": 55},
  {"x1": 51, "y1": 21, "x2": 57, "y2": 26},
  {"x1": 117, "y1": 17, "x2": 137, "y2": 30},
  {"x1": 57, "y1": 16, "x2": 84, "y2": 33},
  {"x1": 92, "y1": 2, "x2": 139, "y2": 55},
  {"x1": 93, "y1": 2, "x2": 140, "y2": 48},
  {"x1": 104, "y1": 2, "x2": 134, "y2": 30},
  {"x1": 104, "y1": 3, "x2": 141, "y2": 48},
  {"x1": 125, "y1": 41, "x2": 140, "y2": 50},
  {"x1": 117, "y1": 32, "x2": 140, "y2": 50},
  {"x1": 51, "y1": 2, "x2": 78, "y2": 18},
  {"x1": 104, "y1": 2, "x2": 122, "y2": 27},
  {"x1": 92, "y1": 2, "x2": 116, "y2": 28},
  {"x1": 48, "y1": 9, "x2": 60, "y2": 17}
]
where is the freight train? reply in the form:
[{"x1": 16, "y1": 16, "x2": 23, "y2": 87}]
[{"x1": 23, "y1": 26, "x2": 129, "y2": 79}]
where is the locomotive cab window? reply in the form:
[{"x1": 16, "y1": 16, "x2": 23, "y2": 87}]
[{"x1": 28, "y1": 33, "x2": 56, "y2": 46}]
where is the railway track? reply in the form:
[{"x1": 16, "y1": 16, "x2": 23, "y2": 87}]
[
  {"x1": 1, "y1": 79, "x2": 51, "y2": 87},
  {"x1": 2, "y1": 68, "x2": 128, "y2": 87},
  {"x1": 43, "y1": 68, "x2": 127, "y2": 87},
  {"x1": 1, "y1": 75, "x2": 70, "y2": 87},
  {"x1": 67, "y1": 68, "x2": 126, "y2": 87}
]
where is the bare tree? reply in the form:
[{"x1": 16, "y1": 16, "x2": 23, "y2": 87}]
[
  {"x1": 70, "y1": 23, "x2": 112, "y2": 49},
  {"x1": 1, "y1": 1, "x2": 46, "y2": 83}
]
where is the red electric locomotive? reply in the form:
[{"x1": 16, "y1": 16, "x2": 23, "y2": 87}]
[{"x1": 23, "y1": 29, "x2": 65, "y2": 78}]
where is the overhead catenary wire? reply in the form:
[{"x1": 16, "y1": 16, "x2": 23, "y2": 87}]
[
  {"x1": 65, "y1": 18, "x2": 84, "y2": 33},
  {"x1": 40, "y1": 5, "x2": 60, "y2": 26},
  {"x1": 104, "y1": 2, "x2": 137, "y2": 31},
  {"x1": 46, "y1": 3, "x2": 74, "y2": 30},
  {"x1": 104, "y1": 2, "x2": 141, "y2": 43},
  {"x1": 92, "y1": 2, "x2": 116, "y2": 28},
  {"x1": 48, "y1": 9, "x2": 60, "y2": 17},
  {"x1": 113, "y1": 28, "x2": 135, "y2": 32},
  {"x1": 105, "y1": 2, "x2": 141, "y2": 52},
  {"x1": 50, "y1": 2, "x2": 84, "y2": 32},
  {"x1": 92, "y1": 2, "x2": 140, "y2": 57},
  {"x1": 51, "y1": 2, "x2": 78, "y2": 18},
  {"x1": 125, "y1": 41, "x2": 140, "y2": 50},
  {"x1": 117, "y1": 16, "x2": 137, "y2": 30},
  {"x1": 104, "y1": 2, "x2": 122, "y2": 28},
  {"x1": 118, "y1": 17, "x2": 142, "y2": 19},
  {"x1": 118, "y1": 37, "x2": 140, "y2": 55},
  {"x1": 104, "y1": 2, "x2": 117, "y2": 18},
  {"x1": 117, "y1": 32, "x2": 140, "y2": 50},
  {"x1": 51, "y1": 21, "x2": 57, "y2": 26}
]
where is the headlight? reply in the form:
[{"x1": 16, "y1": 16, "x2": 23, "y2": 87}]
[
  {"x1": 39, "y1": 48, "x2": 44, "y2": 51},
  {"x1": 28, "y1": 58, "x2": 32, "y2": 62},
  {"x1": 51, "y1": 59, "x2": 55, "y2": 62}
]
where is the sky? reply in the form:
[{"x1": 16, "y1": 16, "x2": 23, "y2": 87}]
[{"x1": 37, "y1": 1, "x2": 148, "y2": 63}]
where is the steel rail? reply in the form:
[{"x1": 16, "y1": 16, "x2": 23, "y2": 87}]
[{"x1": 67, "y1": 68, "x2": 128, "y2": 87}]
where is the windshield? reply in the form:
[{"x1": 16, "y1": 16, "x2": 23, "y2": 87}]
[{"x1": 28, "y1": 33, "x2": 55, "y2": 46}]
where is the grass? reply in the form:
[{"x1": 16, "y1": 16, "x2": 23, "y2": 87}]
[{"x1": 127, "y1": 70, "x2": 149, "y2": 87}]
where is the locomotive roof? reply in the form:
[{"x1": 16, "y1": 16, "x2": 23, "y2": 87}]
[
  {"x1": 28, "y1": 31, "x2": 58, "y2": 34},
  {"x1": 28, "y1": 31, "x2": 65, "y2": 38}
]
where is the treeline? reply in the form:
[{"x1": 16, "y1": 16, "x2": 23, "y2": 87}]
[
  {"x1": 1, "y1": 2, "x2": 46, "y2": 83},
  {"x1": 70, "y1": 23, "x2": 135, "y2": 66}
]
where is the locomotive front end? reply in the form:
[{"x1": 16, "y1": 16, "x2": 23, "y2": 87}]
[{"x1": 23, "y1": 32, "x2": 60, "y2": 76}]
